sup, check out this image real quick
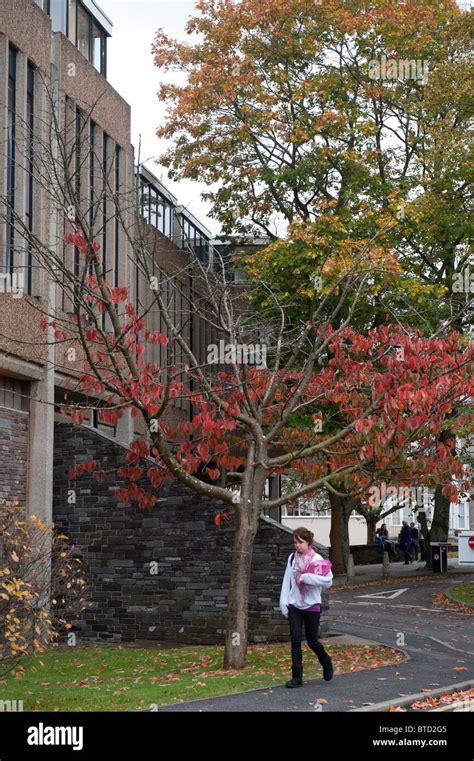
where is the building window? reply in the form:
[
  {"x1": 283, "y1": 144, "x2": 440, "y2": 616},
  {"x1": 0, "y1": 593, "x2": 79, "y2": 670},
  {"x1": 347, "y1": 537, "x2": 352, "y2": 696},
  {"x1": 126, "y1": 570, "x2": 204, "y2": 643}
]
[
  {"x1": 180, "y1": 216, "x2": 210, "y2": 263},
  {"x1": 75, "y1": 2, "x2": 107, "y2": 75},
  {"x1": 49, "y1": 0, "x2": 67, "y2": 33},
  {"x1": 25, "y1": 63, "x2": 35, "y2": 295},
  {"x1": 135, "y1": 258, "x2": 140, "y2": 310},
  {"x1": 138, "y1": 176, "x2": 177, "y2": 241},
  {"x1": 89, "y1": 120, "x2": 96, "y2": 276},
  {"x1": 0, "y1": 377, "x2": 30, "y2": 413},
  {"x1": 149, "y1": 186, "x2": 158, "y2": 228},
  {"x1": 68, "y1": 0, "x2": 77, "y2": 43},
  {"x1": 457, "y1": 502, "x2": 469, "y2": 530},
  {"x1": 74, "y1": 106, "x2": 83, "y2": 282},
  {"x1": 6, "y1": 46, "x2": 17, "y2": 277},
  {"x1": 92, "y1": 21, "x2": 106, "y2": 75},
  {"x1": 77, "y1": 3, "x2": 90, "y2": 60},
  {"x1": 141, "y1": 181, "x2": 150, "y2": 222},
  {"x1": 102, "y1": 133, "x2": 109, "y2": 277},
  {"x1": 44, "y1": 0, "x2": 107, "y2": 75},
  {"x1": 114, "y1": 145, "x2": 120, "y2": 287},
  {"x1": 89, "y1": 120, "x2": 96, "y2": 225},
  {"x1": 166, "y1": 199, "x2": 173, "y2": 236}
]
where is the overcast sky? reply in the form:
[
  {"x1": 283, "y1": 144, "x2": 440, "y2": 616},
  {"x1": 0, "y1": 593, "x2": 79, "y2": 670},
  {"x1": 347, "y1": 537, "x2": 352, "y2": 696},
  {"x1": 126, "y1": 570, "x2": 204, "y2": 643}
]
[
  {"x1": 98, "y1": 0, "x2": 471, "y2": 238},
  {"x1": 99, "y1": 0, "x2": 220, "y2": 235}
]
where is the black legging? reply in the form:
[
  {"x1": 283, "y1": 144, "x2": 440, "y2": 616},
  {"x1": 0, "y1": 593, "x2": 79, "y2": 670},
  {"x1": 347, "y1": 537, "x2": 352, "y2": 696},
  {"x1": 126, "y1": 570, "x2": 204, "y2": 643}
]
[{"x1": 288, "y1": 606, "x2": 331, "y2": 680}]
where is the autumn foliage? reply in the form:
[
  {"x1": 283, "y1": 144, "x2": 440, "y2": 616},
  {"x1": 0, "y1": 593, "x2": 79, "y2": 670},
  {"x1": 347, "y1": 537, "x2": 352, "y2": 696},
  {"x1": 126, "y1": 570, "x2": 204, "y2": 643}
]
[{"x1": 0, "y1": 503, "x2": 87, "y2": 675}]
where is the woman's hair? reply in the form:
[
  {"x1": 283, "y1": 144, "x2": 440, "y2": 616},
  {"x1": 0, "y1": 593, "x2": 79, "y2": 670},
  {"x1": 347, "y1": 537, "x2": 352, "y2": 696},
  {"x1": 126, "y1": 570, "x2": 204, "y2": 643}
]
[{"x1": 292, "y1": 527, "x2": 314, "y2": 545}]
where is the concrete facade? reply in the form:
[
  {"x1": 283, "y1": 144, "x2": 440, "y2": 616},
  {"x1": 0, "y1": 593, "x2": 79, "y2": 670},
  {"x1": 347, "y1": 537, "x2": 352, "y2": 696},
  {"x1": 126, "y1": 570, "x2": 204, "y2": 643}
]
[{"x1": 0, "y1": 0, "x2": 220, "y2": 523}]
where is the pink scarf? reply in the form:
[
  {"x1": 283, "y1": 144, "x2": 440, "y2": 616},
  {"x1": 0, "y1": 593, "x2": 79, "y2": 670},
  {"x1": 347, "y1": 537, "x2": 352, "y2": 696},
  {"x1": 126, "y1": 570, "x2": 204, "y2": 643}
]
[{"x1": 294, "y1": 548, "x2": 332, "y2": 603}]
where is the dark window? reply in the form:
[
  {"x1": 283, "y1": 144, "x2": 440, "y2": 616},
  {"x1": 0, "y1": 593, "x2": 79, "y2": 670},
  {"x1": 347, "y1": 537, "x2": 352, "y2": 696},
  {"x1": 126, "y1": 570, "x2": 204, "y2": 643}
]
[
  {"x1": 101, "y1": 133, "x2": 109, "y2": 329},
  {"x1": 149, "y1": 186, "x2": 157, "y2": 228},
  {"x1": 114, "y1": 145, "x2": 120, "y2": 287},
  {"x1": 89, "y1": 120, "x2": 95, "y2": 222},
  {"x1": 6, "y1": 45, "x2": 17, "y2": 277},
  {"x1": 180, "y1": 216, "x2": 210, "y2": 264},
  {"x1": 135, "y1": 257, "x2": 140, "y2": 311},
  {"x1": 89, "y1": 120, "x2": 96, "y2": 274},
  {"x1": 74, "y1": 106, "x2": 82, "y2": 282},
  {"x1": 0, "y1": 377, "x2": 30, "y2": 412},
  {"x1": 102, "y1": 132, "x2": 108, "y2": 278},
  {"x1": 26, "y1": 63, "x2": 35, "y2": 295}
]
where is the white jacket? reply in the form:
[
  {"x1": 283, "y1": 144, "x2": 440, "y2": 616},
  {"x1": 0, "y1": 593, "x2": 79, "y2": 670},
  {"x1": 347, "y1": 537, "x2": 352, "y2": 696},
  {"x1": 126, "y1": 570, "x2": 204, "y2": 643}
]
[{"x1": 279, "y1": 552, "x2": 333, "y2": 617}]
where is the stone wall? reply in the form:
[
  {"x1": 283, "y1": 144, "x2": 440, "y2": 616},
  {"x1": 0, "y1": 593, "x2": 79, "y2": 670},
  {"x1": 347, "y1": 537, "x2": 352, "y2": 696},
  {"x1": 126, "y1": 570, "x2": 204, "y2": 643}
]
[
  {"x1": 53, "y1": 422, "x2": 330, "y2": 645},
  {"x1": 350, "y1": 543, "x2": 402, "y2": 565},
  {"x1": 0, "y1": 406, "x2": 28, "y2": 506}
]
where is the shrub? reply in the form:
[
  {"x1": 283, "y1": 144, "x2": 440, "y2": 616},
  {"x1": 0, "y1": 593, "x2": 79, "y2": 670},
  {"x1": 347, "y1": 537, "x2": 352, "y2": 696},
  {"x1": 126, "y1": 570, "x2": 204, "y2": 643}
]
[{"x1": 0, "y1": 501, "x2": 87, "y2": 676}]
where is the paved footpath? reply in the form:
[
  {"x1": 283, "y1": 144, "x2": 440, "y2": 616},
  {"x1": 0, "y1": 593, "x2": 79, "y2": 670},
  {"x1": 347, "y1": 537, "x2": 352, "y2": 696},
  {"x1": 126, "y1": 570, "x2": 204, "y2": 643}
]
[{"x1": 159, "y1": 564, "x2": 474, "y2": 712}]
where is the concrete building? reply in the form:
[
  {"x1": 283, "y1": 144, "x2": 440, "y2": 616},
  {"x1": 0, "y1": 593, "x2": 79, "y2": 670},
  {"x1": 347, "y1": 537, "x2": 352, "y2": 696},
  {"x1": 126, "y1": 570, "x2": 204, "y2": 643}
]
[{"x1": 0, "y1": 0, "x2": 223, "y2": 525}]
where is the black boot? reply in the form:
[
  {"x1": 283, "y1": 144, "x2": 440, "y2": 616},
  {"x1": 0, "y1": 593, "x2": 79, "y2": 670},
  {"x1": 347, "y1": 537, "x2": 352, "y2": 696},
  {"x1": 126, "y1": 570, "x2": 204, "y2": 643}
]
[
  {"x1": 286, "y1": 677, "x2": 303, "y2": 688},
  {"x1": 287, "y1": 662, "x2": 303, "y2": 688},
  {"x1": 321, "y1": 657, "x2": 334, "y2": 682}
]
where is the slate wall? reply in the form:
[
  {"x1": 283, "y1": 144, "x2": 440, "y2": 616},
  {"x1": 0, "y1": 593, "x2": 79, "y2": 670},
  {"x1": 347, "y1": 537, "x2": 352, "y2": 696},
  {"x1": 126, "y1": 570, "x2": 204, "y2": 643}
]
[{"x1": 53, "y1": 422, "x2": 330, "y2": 645}]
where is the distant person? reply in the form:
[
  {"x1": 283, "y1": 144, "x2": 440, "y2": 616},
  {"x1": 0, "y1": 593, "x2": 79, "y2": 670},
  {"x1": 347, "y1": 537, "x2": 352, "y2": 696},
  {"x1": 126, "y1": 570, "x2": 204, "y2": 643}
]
[
  {"x1": 280, "y1": 527, "x2": 334, "y2": 688},
  {"x1": 410, "y1": 522, "x2": 420, "y2": 560},
  {"x1": 399, "y1": 521, "x2": 413, "y2": 564},
  {"x1": 376, "y1": 523, "x2": 395, "y2": 559},
  {"x1": 376, "y1": 524, "x2": 388, "y2": 553}
]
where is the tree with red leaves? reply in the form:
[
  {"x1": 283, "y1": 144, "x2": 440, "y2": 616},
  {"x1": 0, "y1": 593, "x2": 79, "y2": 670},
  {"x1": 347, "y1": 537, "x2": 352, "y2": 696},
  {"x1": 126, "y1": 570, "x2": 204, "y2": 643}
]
[
  {"x1": 34, "y1": 224, "x2": 471, "y2": 668},
  {"x1": 2, "y1": 79, "x2": 471, "y2": 669}
]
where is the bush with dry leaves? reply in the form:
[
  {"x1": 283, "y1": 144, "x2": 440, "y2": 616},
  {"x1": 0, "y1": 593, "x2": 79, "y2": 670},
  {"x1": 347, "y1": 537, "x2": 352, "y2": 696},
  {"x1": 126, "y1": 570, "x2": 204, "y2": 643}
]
[{"x1": 0, "y1": 502, "x2": 88, "y2": 676}]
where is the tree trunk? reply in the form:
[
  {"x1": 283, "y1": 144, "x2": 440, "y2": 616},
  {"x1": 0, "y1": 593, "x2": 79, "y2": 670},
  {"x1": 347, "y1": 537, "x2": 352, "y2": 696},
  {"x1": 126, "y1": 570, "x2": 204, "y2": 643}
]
[
  {"x1": 328, "y1": 491, "x2": 352, "y2": 575},
  {"x1": 418, "y1": 509, "x2": 431, "y2": 569},
  {"x1": 427, "y1": 484, "x2": 450, "y2": 569},
  {"x1": 223, "y1": 503, "x2": 259, "y2": 670},
  {"x1": 425, "y1": 428, "x2": 453, "y2": 568},
  {"x1": 366, "y1": 512, "x2": 378, "y2": 544}
]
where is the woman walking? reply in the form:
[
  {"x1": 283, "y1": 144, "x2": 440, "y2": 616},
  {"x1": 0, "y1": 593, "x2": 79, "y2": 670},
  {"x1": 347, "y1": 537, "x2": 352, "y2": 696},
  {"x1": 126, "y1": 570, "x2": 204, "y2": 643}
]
[{"x1": 279, "y1": 527, "x2": 334, "y2": 688}]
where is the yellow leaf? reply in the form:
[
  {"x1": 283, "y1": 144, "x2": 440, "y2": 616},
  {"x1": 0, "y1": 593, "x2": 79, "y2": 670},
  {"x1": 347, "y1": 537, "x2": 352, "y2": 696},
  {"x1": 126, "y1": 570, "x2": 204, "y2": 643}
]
[{"x1": 11, "y1": 551, "x2": 19, "y2": 563}]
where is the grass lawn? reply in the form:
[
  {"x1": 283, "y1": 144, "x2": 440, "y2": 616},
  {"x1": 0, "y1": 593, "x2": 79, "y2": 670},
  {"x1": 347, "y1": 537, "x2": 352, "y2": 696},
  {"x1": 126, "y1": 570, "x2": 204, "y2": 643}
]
[
  {"x1": 447, "y1": 581, "x2": 474, "y2": 606},
  {"x1": 0, "y1": 642, "x2": 406, "y2": 711}
]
